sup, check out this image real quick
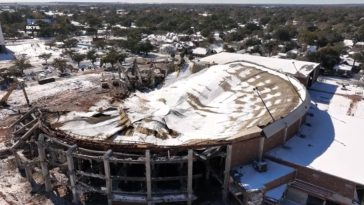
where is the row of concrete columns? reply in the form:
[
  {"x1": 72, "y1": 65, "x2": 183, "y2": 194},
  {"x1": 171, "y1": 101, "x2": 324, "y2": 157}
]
[
  {"x1": 63, "y1": 147, "x2": 200, "y2": 205},
  {"x1": 22, "y1": 135, "x2": 235, "y2": 205}
]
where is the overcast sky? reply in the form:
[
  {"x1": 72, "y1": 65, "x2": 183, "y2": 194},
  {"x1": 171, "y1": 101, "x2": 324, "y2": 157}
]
[{"x1": 3, "y1": 0, "x2": 364, "y2": 4}]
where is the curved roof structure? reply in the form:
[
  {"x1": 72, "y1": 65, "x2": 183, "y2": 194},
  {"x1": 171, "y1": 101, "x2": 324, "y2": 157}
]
[{"x1": 45, "y1": 62, "x2": 306, "y2": 148}]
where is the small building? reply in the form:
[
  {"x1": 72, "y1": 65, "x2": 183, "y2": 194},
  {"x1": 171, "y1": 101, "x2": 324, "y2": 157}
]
[
  {"x1": 26, "y1": 18, "x2": 52, "y2": 26},
  {"x1": 192, "y1": 47, "x2": 209, "y2": 57},
  {"x1": 116, "y1": 9, "x2": 128, "y2": 15},
  {"x1": 307, "y1": 45, "x2": 317, "y2": 53},
  {"x1": 356, "y1": 42, "x2": 364, "y2": 47},
  {"x1": 334, "y1": 64, "x2": 352, "y2": 77},
  {"x1": 159, "y1": 44, "x2": 176, "y2": 55},
  {"x1": 344, "y1": 39, "x2": 354, "y2": 48}
]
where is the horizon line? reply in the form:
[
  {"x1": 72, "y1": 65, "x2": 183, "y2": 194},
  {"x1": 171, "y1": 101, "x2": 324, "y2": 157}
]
[{"x1": 1, "y1": 1, "x2": 364, "y2": 5}]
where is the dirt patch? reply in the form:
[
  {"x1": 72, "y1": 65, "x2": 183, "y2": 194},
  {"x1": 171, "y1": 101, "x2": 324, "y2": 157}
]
[
  {"x1": 343, "y1": 94, "x2": 362, "y2": 116},
  {"x1": 0, "y1": 127, "x2": 10, "y2": 142},
  {"x1": 33, "y1": 88, "x2": 112, "y2": 112}
]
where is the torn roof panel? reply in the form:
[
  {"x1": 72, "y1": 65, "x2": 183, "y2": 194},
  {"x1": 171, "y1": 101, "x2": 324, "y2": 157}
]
[{"x1": 47, "y1": 62, "x2": 304, "y2": 147}]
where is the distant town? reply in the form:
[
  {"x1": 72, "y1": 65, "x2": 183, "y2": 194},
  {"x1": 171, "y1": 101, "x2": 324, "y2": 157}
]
[{"x1": 0, "y1": 2, "x2": 363, "y2": 205}]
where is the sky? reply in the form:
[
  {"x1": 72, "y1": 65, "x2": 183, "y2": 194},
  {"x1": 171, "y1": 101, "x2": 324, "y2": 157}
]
[{"x1": 2, "y1": 0, "x2": 364, "y2": 4}]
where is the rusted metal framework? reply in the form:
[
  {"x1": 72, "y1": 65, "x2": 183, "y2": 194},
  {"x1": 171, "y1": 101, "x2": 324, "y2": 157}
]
[{"x1": 9, "y1": 107, "x2": 233, "y2": 205}]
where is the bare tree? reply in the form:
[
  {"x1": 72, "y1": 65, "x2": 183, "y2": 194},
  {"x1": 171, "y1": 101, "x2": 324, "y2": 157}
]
[
  {"x1": 9, "y1": 55, "x2": 32, "y2": 77},
  {"x1": 52, "y1": 58, "x2": 68, "y2": 75},
  {"x1": 87, "y1": 49, "x2": 98, "y2": 68},
  {"x1": 45, "y1": 40, "x2": 56, "y2": 49},
  {"x1": 38, "y1": 53, "x2": 52, "y2": 65},
  {"x1": 71, "y1": 53, "x2": 86, "y2": 68}
]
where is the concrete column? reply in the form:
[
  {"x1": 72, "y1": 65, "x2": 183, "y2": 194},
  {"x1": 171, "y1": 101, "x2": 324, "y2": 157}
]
[
  {"x1": 258, "y1": 137, "x2": 265, "y2": 162},
  {"x1": 66, "y1": 145, "x2": 78, "y2": 204},
  {"x1": 103, "y1": 150, "x2": 113, "y2": 205},
  {"x1": 179, "y1": 162, "x2": 184, "y2": 189},
  {"x1": 37, "y1": 134, "x2": 51, "y2": 192},
  {"x1": 21, "y1": 86, "x2": 30, "y2": 106},
  {"x1": 298, "y1": 117, "x2": 303, "y2": 127},
  {"x1": 222, "y1": 145, "x2": 232, "y2": 203},
  {"x1": 187, "y1": 149, "x2": 193, "y2": 205},
  {"x1": 24, "y1": 163, "x2": 33, "y2": 184},
  {"x1": 145, "y1": 150, "x2": 152, "y2": 205},
  {"x1": 283, "y1": 122, "x2": 289, "y2": 143},
  {"x1": 205, "y1": 160, "x2": 210, "y2": 180}
]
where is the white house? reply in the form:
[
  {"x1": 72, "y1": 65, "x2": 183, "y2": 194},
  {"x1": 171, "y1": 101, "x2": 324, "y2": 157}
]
[
  {"x1": 192, "y1": 47, "x2": 209, "y2": 57},
  {"x1": 307, "y1": 45, "x2": 317, "y2": 53},
  {"x1": 343, "y1": 39, "x2": 354, "y2": 47},
  {"x1": 334, "y1": 64, "x2": 353, "y2": 77},
  {"x1": 159, "y1": 44, "x2": 176, "y2": 55}
]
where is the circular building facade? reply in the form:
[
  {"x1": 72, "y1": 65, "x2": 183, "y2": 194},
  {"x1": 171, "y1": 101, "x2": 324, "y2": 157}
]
[{"x1": 11, "y1": 62, "x2": 310, "y2": 204}]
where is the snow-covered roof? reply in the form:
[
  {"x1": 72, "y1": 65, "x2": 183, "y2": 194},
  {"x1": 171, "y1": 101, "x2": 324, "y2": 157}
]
[
  {"x1": 268, "y1": 77, "x2": 364, "y2": 185},
  {"x1": 232, "y1": 159, "x2": 295, "y2": 191},
  {"x1": 343, "y1": 39, "x2": 354, "y2": 47},
  {"x1": 47, "y1": 62, "x2": 304, "y2": 147},
  {"x1": 200, "y1": 52, "x2": 320, "y2": 78},
  {"x1": 334, "y1": 64, "x2": 352, "y2": 72},
  {"x1": 70, "y1": 20, "x2": 84, "y2": 27},
  {"x1": 192, "y1": 47, "x2": 208, "y2": 55},
  {"x1": 307, "y1": 45, "x2": 317, "y2": 53}
]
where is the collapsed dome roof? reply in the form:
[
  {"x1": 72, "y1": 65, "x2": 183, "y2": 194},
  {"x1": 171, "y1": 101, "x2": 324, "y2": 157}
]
[{"x1": 45, "y1": 62, "x2": 305, "y2": 148}]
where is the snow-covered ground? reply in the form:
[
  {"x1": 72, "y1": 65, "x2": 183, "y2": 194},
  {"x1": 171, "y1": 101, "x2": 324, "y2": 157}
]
[
  {"x1": 268, "y1": 76, "x2": 364, "y2": 185},
  {"x1": 7, "y1": 73, "x2": 99, "y2": 105},
  {"x1": 3, "y1": 38, "x2": 99, "y2": 76},
  {"x1": 0, "y1": 72, "x2": 101, "y2": 121},
  {"x1": 6, "y1": 38, "x2": 63, "y2": 70},
  {"x1": 0, "y1": 157, "x2": 53, "y2": 205}
]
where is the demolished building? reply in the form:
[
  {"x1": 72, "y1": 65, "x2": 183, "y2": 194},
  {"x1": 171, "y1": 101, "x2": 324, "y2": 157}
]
[{"x1": 8, "y1": 59, "x2": 312, "y2": 205}]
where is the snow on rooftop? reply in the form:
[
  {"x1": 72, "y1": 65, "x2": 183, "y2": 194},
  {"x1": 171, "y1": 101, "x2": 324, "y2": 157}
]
[
  {"x1": 268, "y1": 77, "x2": 364, "y2": 185},
  {"x1": 344, "y1": 39, "x2": 354, "y2": 47},
  {"x1": 70, "y1": 20, "x2": 84, "y2": 27},
  {"x1": 50, "y1": 62, "x2": 303, "y2": 147},
  {"x1": 192, "y1": 47, "x2": 208, "y2": 56},
  {"x1": 200, "y1": 52, "x2": 319, "y2": 77},
  {"x1": 232, "y1": 160, "x2": 294, "y2": 191},
  {"x1": 334, "y1": 64, "x2": 352, "y2": 72}
]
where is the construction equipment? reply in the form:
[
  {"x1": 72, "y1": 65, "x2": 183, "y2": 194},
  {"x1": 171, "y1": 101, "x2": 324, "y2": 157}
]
[{"x1": 0, "y1": 78, "x2": 30, "y2": 107}]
